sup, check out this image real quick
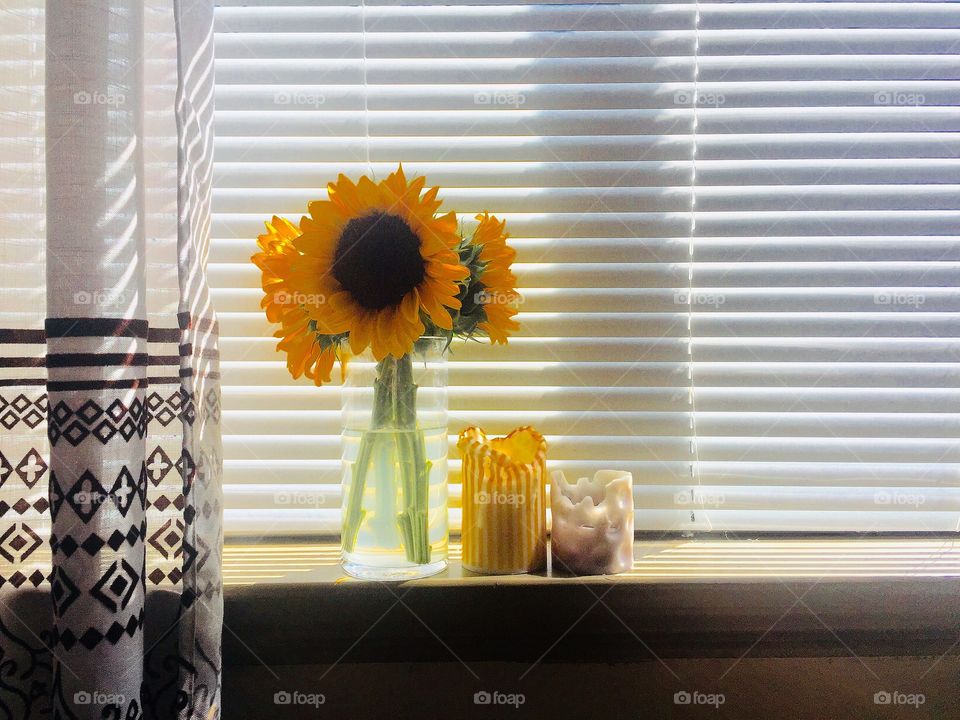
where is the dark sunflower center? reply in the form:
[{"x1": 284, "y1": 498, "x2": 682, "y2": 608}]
[{"x1": 331, "y1": 212, "x2": 425, "y2": 310}]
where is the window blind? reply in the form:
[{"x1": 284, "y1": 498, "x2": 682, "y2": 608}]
[
  {"x1": 686, "y1": 0, "x2": 960, "y2": 532},
  {"x1": 211, "y1": 0, "x2": 959, "y2": 537}
]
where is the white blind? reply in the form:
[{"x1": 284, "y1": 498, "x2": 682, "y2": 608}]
[
  {"x1": 685, "y1": 0, "x2": 960, "y2": 532},
  {"x1": 211, "y1": 0, "x2": 959, "y2": 537}
]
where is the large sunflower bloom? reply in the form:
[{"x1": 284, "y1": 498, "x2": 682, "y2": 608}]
[
  {"x1": 288, "y1": 165, "x2": 469, "y2": 361},
  {"x1": 252, "y1": 215, "x2": 337, "y2": 385},
  {"x1": 472, "y1": 212, "x2": 520, "y2": 344}
]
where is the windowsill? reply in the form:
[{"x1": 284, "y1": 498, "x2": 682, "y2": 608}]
[
  {"x1": 224, "y1": 537, "x2": 960, "y2": 585},
  {"x1": 223, "y1": 538, "x2": 960, "y2": 667}
]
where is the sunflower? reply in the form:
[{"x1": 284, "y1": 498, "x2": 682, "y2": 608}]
[
  {"x1": 288, "y1": 165, "x2": 469, "y2": 361},
  {"x1": 252, "y1": 215, "x2": 338, "y2": 385},
  {"x1": 471, "y1": 212, "x2": 520, "y2": 344},
  {"x1": 252, "y1": 168, "x2": 519, "y2": 385}
]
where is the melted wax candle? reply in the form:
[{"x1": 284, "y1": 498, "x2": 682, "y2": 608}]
[
  {"x1": 458, "y1": 426, "x2": 548, "y2": 574},
  {"x1": 550, "y1": 470, "x2": 633, "y2": 575}
]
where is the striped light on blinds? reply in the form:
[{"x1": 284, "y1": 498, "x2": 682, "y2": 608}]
[
  {"x1": 211, "y1": 0, "x2": 959, "y2": 537},
  {"x1": 686, "y1": 1, "x2": 960, "y2": 532}
]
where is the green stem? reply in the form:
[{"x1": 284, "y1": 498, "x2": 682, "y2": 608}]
[
  {"x1": 341, "y1": 352, "x2": 432, "y2": 564},
  {"x1": 341, "y1": 431, "x2": 373, "y2": 553}
]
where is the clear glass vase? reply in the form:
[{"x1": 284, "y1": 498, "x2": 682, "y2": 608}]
[{"x1": 340, "y1": 337, "x2": 448, "y2": 580}]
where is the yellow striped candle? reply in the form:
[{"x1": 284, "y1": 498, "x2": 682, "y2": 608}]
[{"x1": 458, "y1": 426, "x2": 548, "y2": 574}]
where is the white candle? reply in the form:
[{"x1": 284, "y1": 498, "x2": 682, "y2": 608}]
[{"x1": 550, "y1": 470, "x2": 634, "y2": 575}]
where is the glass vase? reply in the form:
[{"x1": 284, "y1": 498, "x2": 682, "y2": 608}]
[{"x1": 340, "y1": 337, "x2": 448, "y2": 580}]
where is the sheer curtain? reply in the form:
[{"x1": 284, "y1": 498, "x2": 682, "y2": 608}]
[{"x1": 0, "y1": 1, "x2": 221, "y2": 718}]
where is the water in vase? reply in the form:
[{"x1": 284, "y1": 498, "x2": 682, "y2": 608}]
[{"x1": 341, "y1": 425, "x2": 448, "y2": 579}]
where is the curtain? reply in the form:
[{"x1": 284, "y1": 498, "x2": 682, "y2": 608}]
[{"x1": 0, "y1": 1, "x2": 222, "y2": 718}]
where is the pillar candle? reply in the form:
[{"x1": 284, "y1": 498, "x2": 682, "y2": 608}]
[
  {"x1": 550, "y1": 470, "x2": 634, "y2": 575},
  {"x1": 458, "y1": 426, "x2": 547, "y2": 574}
]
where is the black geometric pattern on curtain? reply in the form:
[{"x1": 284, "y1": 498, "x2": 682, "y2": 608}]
[{"x1": 0, "y1": 1, "x2": 222, "y2": 718}]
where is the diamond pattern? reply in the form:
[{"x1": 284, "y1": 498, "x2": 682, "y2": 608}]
[
  {"x1": 107, "y1": 529, "x2": 126, "y2": 551},
  {"x1": 80, "y1": 534, "x2": 105, "y2": 556},
  {"x1": 21, "y1": 408, "x2": 43, "y2": 429},
  {"x1": 92, "y1": 420, "x2": 117, "y2": 443},
  {"x1": 176, "y1": 450, "x2": 195, "y2": 485},
  {"x1": 148, "y1": 519, "x2": 183, "y2": 560},
  {"x1": 52, "y1": 400, "x2": 72, "y2": 424},
  {"x1": 146, "y1": 447, "x2": 173, "y2": 485},
  {"x1": 4, "y1": 330, "x2": 220, "y2": 715},
  {"x1": 56, "y1": 534, "x2": 79, "y2": 557},
  {"x1": 0, "y1": 452, "x2": 12, "y2": 487},
  {"x1": 79, "y1": 628, "x2": 104, "y2": 650},
  {"x1": 62, "y1": 421, "x2": 90, "y2": 446},
  {"x1": 204, "y1": 387, "x2": 221, "y2": 424},
  {"x1": 0, "y1": 392, "x2": 46, "y2": 430},
  {"x1": 65, "y1": 470, "x2": 107, "y2": 523},
  {"x1": 106, "y1": 398, "x2": 127, "y2": 422},
  {"x1": 0, "y1": 523, "x2": 42, "y2": 563},
  {"x1": 15, "y1": 450, "x2": 46, "y2": 488},
  {"x1": 51, "y1": 566, "x2": 81, "y2": 617},
  {"x1": 154, "y1": 406, "x2": 176, "y2": 425},
  {"x1": 90, "y1": 559, "x2": 139, "y2": 613},
  {"x1": 77, "y1": 399, "x2": 103, "y2": 424},
  {"x1": 109, "y1": 465, "x2": 140, "y2": 517},
  {"x1": 48, "y1": 395, "x2": 168, "y2": 447},
  {"x1": 106, "y1": 622, "x2": 125, "y2": 644},
  {"x1": 49, "y1": 471, "x2": 65, "y2": 521}
]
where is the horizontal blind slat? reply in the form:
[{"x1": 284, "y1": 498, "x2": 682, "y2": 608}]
[
  {"x1": 212, "y1": 0, "x2": 958, "y2": 536},
  {"x1": 686, "y1": 0, "x2": 960, "y2": 532}
]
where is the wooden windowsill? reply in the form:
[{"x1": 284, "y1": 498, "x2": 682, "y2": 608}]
[
  {"x1": 223, "y1": 537, "x2": 960, "y2": 585},
  {"x1": 222, "y1": 538, "x2": 960, "y2": 667},
  {"x1": 223, "y1": 537, "x2": 960, "y2": 586}
]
